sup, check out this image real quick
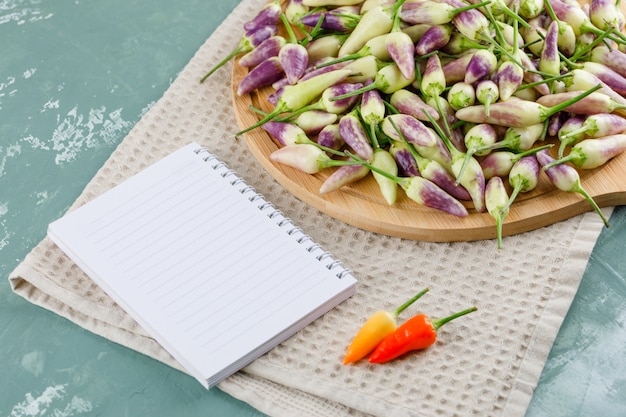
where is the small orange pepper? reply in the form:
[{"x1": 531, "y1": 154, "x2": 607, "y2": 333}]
[
  {"x1": 368, "y1": 306, "x2": 477, "y2": 364},
  {"x1": 343, "y1": 288, "x2": 429, "y2": 364}
]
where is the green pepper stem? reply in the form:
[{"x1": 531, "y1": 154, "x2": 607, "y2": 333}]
[
  {"x1": 570, "y1": 28, "x2": 612, "y2": 62},
  {"x1": 330, "y1": 82, "x2": 377, "y2": 102},
  {"x1": 280, "y1": 13, "x2": 299, "y2": 45},
  {"x1": 516, "y1": 73, "x2": 572, "y2": 91},
  {"x1": 574, "y1": 183, "x2": 610, "y2": 227},
  {"x1": 392, "y1": 288, "x2": 429, "y2": 318},
  {"x1": 235, "y1": 107, "x2": 282, "y2": 137},
  {"x1": 344, "y1": 151, "x2": 401, "y2": 183},
  {"x1": 542, "y1": 151, "x2": 580, "y2": 170},
  {"x1": 389, "y1": 117, "x2": 426, "y2": 168},
  {"x1": 452, "y1": 0, "x2": 493, "y2": 17},
  {"x1": 498, "y1": 3, "x2": 531, "y2": 30},
  {"x1": 422, "y1": 108, "x2": 463, "y2": 160},
  {"x1": 200, "y1": 46, "x2": 245, "y2": 83},
  {"x1": 314, "y1": 47, "x2": 370, "y2": 69},
  {"x1": 500, "y1": 182, "x2": 521, "y2": 216},
  {"x1": 431, "y1": 306, "x2": 478, "y2": 331}
]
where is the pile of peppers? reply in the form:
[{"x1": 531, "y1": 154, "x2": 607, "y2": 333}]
[
  {"x1": 343, "y1": 288, "x2": 477, "y2": 364},
  {"x1": 201, "y1": 0, "x2": 626, "y2": 249}
]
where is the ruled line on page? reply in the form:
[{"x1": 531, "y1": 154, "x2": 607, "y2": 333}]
[{"x1": 87, "y1": 161, "x2": 203, "y2": 241}]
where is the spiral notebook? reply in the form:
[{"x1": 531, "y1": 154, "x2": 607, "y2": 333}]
[{"x1": 47, "y1": 141, "x2": 357, "y2": 389}]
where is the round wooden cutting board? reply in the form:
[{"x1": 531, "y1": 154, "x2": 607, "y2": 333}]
[{"x1": 230, "y1": 4, "x2": 626, "y2": 242}]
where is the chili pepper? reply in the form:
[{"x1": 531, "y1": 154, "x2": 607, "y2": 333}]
[
  {"x1": 485, "y1": 176, "x2": 509, "y2": 250},
  {"x1": 479, "y1": 145, "x2": 553, "y2": 179},
  {"x1": 295, "y1": 110, "x2": 338, "y2": 134},
  {"x1": 339, "y1": 109, "x2": 375, "y2": 160},
  {"x1": 292, "y1": 60, "x2": 350, "y2": 85},
  {"x1": 519, "y1": 0, "x2": 544, "y2": 19},
  {"x1": 279, "y1": 43, "x2": 309, "y2": 85},
  {"x1": 332, "y1": 62, "x2": 415, "y2": 102},
  {"x1": 415, "y1": 24, "x2": 453, "y2": 56},
  {"x1": 270, "y1": 143, "x2": 338, "y2": 174},
  {"x1": 360, "y1": 80, "x2": 386, "y2": 151},
  {"x1": 391, "y1": 121, "x2": 472, "y2": 200},
  {"x1": 557, "y1": 115, "x2": 587, "y2": 157},
  {"x1": 285, "y1": 0, "x2": 309, "y2": 26},
  {"x1": 547, "y1": 111, "x2": 569, "y2": 138},
  {"x1": 337, "y1": 2, "x2": 403, "y2": 57},
  {"x1": 543, "y1": 134, "x2": 626, "y2": 170},
  {"x1": 478, "y1": 123, "x2": 546, "y2": 155},
  {"x1": 306, "y1": 34, "x2": 346, "y2": 63},
  {"x1": 441, "y1": 51, "x2": 476, "y2": 85},
  {"x1": 495, "y1": 21, "x2": 525, "y2": 49},
  {"x1": 368, "y1": 306, "x2": 478, "y2": 363},
  {"x1": 243, "y1": 0, "x2": 282, "y2": 32},
  {"x1": 518, "y1": 51, "x2": 550, "y2": 97},
  {"x1": 267, "y1": 85, "x2": 285, "y2": 106},
  {"x1": 385, "y1": 11, "x2": 416, "y2": 80},
  {"x1": 495, "y1": 60, "x2": 525, "y2": 101},
  {"x1": 421, "y1": 54, "x2": 446, "y2": 99},
  {"x1": 464, "y1": 49, "x2": 498, "y2": 84},
  {"x1": 459, "y1": 123, "x2": 498, "y2": 179},
  {"x1": 456, "y1": 85, "x2": 603, "y2": 127},
  {"x1": 389, "y1": 141, "x2": 420, "y2": 177},
  {"x1": 397, "y1": 173, "x2": 469, "y2": 216},
  {"x1": 549, "y1": 0, "x2": 625, "y2": 43},
  {"x1": 521, "y1": 24, "x2": 546, "y2": 57},
  {"x1": 589, "y1": 0, "x2": 622, "y2": 34},
  {"x1": 371, "y1": 148, "x2": 399, "y2": 204},
  {"x1": 440, "y1": 0, "x2": 494, "y2": 41},
  {"x1": 501, "y1": 155, "x2": 541, "y2": 215},
  {"x1": 238, "y1": 36, "x2": 287, "y2": 68},
  {"x1": 316, "y1": 123, "x2": 344, "y2": 151},
  {"x1": 381, "y1": 114, "x2": 439, "y2": 148},
  {"x1": 560, "y1": 113, "x2": 626, "y2": 141},
  {"x1": 536, "y1": 149, "x2": 610, "y2": 227},
  {"x1": 301, "y1": 5, "x2": 362, "y2": 32},
  {"x1": 389, "y1": 88, "x2": 439, "y2": 121},
  {"x1": 237, "y1": 69, "x2": 352, "y2": 136},
  {"x1": 320, "y1": 164, "x2": 371, "y2": 193},
  {"x1": 558, "y1": 21, "x2": 577, "y2": 58},
  {"x1": 581, "y1": 62, "x2": 626, "y2": 97},
  {"x1": 303, "y1": 0, "x2": 363, "y2": 6},
  {"x1": 201, "y1": 25, "x2": 277, "y2": 83},
  {"x1": 343, "y1": 288, "x2": 429, "y2": 364},
  {"x1": 565, "y1": 69, "x2": 626, "y2": 108},
  {"x1": 536, "y1": 89, "x2": 626, "y2": 116},
  {"x1": 400, "y1": 0, "x2": 490, "y2": 26},
  {"x1": 442, "y1": 31, "x2": 479, "y2": 55},
  {"x1": 539, "y1": 21, "x2": 561, "y2": 77},
  {"x1": 236, "y1": 56, "x2": 285, "y2": 96},
  {"x1": 423, "y1": 110, "x2": 486, "y2": 212},
  {"x1": 401, "y1": 23, "x2": 433, "y2": 44},
  {"x1": 346, "y1": 148, "x2": 469, "y2": 216},
  {"x1": 427, "y1": 98, "x2": 467, "y2": 153},
  {"x1": 262, "y1": 121, "x2": 311, "y2": 146},
  {"x1": 447, "y1": 81, "x2": 476, "y2": 110},
  {"x1": 315, "y1": 34, "x2": 390, "y2": 69},
  {"x1": 475, "y1": 79, "x2": 499, "y2": 117},
  {"x1": 590, "y1": 45, "x2": 626, "y2": 79},
  {"x1": 342, "y1": 55, "x2": 381, "y2": 83}
]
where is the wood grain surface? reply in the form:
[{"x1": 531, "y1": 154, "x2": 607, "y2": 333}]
[{"x1": 230, "y1": 5, "x2": 626, "y2": 242}]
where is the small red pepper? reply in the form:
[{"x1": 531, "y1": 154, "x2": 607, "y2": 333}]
[{"x1": 368, "y1": 306, "x2": 477, "y2": 363}]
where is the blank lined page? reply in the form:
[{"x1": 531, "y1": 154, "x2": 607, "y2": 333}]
[{"x1": 48, "y1": 142, "x2": 356, "y2": 388}]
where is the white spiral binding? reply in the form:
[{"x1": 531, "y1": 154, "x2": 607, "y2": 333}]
[{"x1": 194, "y1": 146, "x2": 353, "y2": 279}]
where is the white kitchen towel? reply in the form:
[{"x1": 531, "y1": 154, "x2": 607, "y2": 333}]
[{"x1": 9, "y1": 0, "x2": 612, "y2": 416}]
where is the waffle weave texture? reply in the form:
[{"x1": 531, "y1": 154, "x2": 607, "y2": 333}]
[{"x1": 9, "y1": 1, "x2": 611, "y2": 416}]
